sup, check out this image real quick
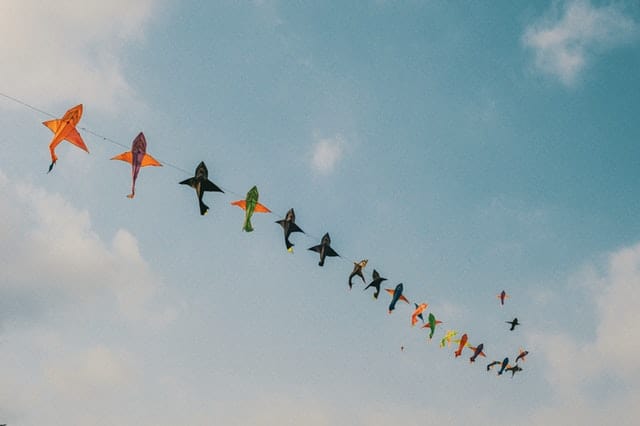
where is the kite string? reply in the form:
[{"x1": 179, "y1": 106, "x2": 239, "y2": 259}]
[{"x1": 0, "y1": 91, "x2": 494, "y2": 361}]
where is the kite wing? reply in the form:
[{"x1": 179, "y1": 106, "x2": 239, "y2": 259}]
[{"x1": 111, "y1": 152, "x2": 133, "y2": 163}]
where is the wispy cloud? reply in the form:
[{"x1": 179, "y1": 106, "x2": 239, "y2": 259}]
[
  {"x1": 529, "y1": 241, "x2": 640, "y2": 424},
  {"x1": 310, "y1": 134, "x2": 346, "y2": 175},
  {"x1": 0, "y1": 170, "x2": 176, "y2": 326},
  {"x1": 0, "y1": 0, "x2": 156, "y2": 111},
  {"x1": 523, "y1": 0, "x2": 638, "y2": 86}
]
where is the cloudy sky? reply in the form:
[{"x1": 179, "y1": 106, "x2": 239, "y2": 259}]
[{"x1": 1, "y1": 1, "x2": 639, "y2": 424}]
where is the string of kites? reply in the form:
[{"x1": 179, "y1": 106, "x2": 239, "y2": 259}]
[{"x1": 10, "y1": 99, "x2": 530, "y2": 378}]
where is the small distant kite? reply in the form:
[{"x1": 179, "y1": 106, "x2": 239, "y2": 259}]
[
  {"x1": 505, "y1": 364, "x2": 523, "y2": 378},
  {"x1": 275, "y1": 208, "x2": 304, "y2": 252},
  {"x1": 506, "y1": 318, "x2": 520, "y2": 331},
  {"x1": 486, "y1": 360, "x2": 501, "y2": 371},
  {"x1": 515, "y1": 348, "x2": 529, "y2": 363},
  {"x1": 179, "y1": 161, "x2": 224, "y2": 215},
  {"x1": 231, "y1": 185, "x2": 271, "y2": 232},
  {"x1": 497, "y1": 357, "x2": 509, "y2": 375},
  {"x1": 454, "y1": 333, "x2": 469, "y2": 358},
  {"x1": 422, "y1": 312, "x2": 442, "y2": 340},
  {"x1": 348, "y1": 259, "x2": 368, "y2": 289},
  {"x1": 364, "y1": 269, "x2": 387, "y2": 299},
  {"x1": 43, "y1": 104, "x2": 88, "y2": 173},
  {"x1": 111, "y1": 132, "x2": 162, "y2": 198},
  {"x1": 497, "y1": 290, "x2": 509, "y2": 306},
  {"x1": 469, "y1": 343, "x2": 486, "y2": 363},
  {"x1": 411, "y1": 303, "x2": 427, "y2": 326},
  {"x1": 308, "y1": 232, "x2": 339, "y2": 266},
  {"x1": 440, "y1": 330, "x2": 457, "y2": 348}
]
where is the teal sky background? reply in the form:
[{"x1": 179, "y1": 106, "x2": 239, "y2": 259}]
[{"x1": 1, "y1": 1, "x2": 639, "y2": 424}]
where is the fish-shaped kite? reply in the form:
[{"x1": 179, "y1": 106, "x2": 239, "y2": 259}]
[
  {"x1": 440, "y1": 330, "x2": 457, "y2": 348},
  {"x1": 413, "y1": 303, "x2": 425, "y2": 324},
  {"x1": 179, "y1": 161, "x2": 224, "y2": 215},
  {"x1": 385, "y1": 283, "x2": 409, "y2": 313},
  {"x1": 42, "y1": 104, "x2": 88, "y2": 173},
  {"x1": 469, "y1": 343, "x2": 486, "y2": 363},
  {"x1": 515, "y1": 348, "x2": 529, "y2": 363},
  {"x1": 497, "y1": 290, "x2": 509, "y2": 306},
  {"x1": 308, "y1": 233, "x2": 339, "y2": 266},
  {"x1": 231, "y1": 185, "x2": 271, "y2": 232},
  {"x1": 454, "y1": 333, "x2": 469, "y2": 358},
  {"x1": 111, "y1": 132, "x2": 162, "y2": 198},
  {"x1": 506, "y1": 318, "x2": 520, "y2": 331},
  {"x1": 422, "y1": 312, "x2": 442, "y2": 340},
  {"x1": 364, "y1": 269, "x2": 387, "y2": 299},
  {"x1": 275, "y1": 208, "x2": 304, "y2": 252},
  {"x1": 348, "y1": 259, "x2": 368, "y2": 289},
  {"x1": 411, "y1": 303, "x2": 428, "y2": 326},
  {"x1": 497, "y1": 357, "x2": 509, "y2": 375}
]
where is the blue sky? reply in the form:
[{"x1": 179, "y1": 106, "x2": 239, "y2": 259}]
[{"x1": 1, "y1": 1, "x2": 639, "y2": 424}]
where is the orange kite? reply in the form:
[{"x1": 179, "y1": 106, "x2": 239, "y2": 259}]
[{"x1": 43, "y1": 104, "x2": 88, "y2": 173}]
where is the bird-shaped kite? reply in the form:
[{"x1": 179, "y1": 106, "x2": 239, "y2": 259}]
[
  {"x1": 348, "y1": 259, "x2": 368, "y2": 289},
  {"x1": 231, "y1": 186, "x2": 271, "y2": 232},
  {"x1": 308, "y1": 233, "x2": 339, "y2": 266},
  {"x1": 275, "y1": 208, "x2": 304, "y2": 252},
  {"x1": 179, "y1": 161, "x2": 224, "y2": 215},
  {"x1": 43, "y1": 104, "x2": 88, "y2": 173},
  {"x1": 111, "y1": 132, "x2": 162, "y2": 198},
  {"x1": 364, "y1": 269, "x2": 387, "y2": 299}
]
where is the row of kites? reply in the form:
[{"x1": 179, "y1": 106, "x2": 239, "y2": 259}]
[{"x1": 36, "y1": 103, "x2": 528, "y2": 378}]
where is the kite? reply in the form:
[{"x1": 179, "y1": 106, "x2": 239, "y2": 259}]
[
  {"x1": 411, "y1": 303, "x2": 427, "y2": 326},
  {"x1": 515, "y1": 348, "x2": 529, "y2": 363},
  {"x1": 308, "y1": 233, "x2": 339, "y2": 266},
  {"x1": 179, "y1": 161, "x2": 224, "y2": 215},
  {"x1": 348, "y1": 259, "x2": 368, "y2": 289},
  {"x1": 385, "y1": 283, "x2": 409, "y2": 313},
  {"x1": 275, "y1": 208, "x2": 304, "y2": 252},
  {"x1": 486, "y1": 360, "x2": 501, "y2": 371},
  {"x1": 42, "y1": 104, "x2": 88, "y2": 173},
  {"x1": 505, "y1": 364, "x2": 523, "y2": 378},
  {"x1": 422, "y1": 312, "x2": 442, "y2": 340},
  {"x1": 469, "y1": 343, "x2": 486, "y2": 363},
  {"x1": 506, "y1": 318, "x2": 520, "y2": 331},
  {"x1": 440, "y1": 330, "x2": 457, "y2": 348},
  {"x1": 364, "y1": 269, "x2": 387, "y2": 299},
  {"x1": 497, "y1": 290, "x2": 509, "y2": 306},
  {"x1": 497, "y1": 357, "x2": 509, "y2": 375},
  {"x1": 231, "y1": 185, "x2": 271, "y2": 232},
  {"x1": 111, "y1": 132, "x2": 162, "y2": 198},
  {"x1": 454, "y1": 333, "x2": 469, "y2": 358}
]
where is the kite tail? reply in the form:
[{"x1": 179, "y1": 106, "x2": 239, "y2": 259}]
[
  {"x1": 47, "y1": 161, "x2": 55, "y2": 173},
  {"x1": 243, "y1": 219, "x2": 254, "y2": 232},
  {"x1": 318, "y1": 258, "x2": 325, "y2": 267},
  {"x1": 199, "y1": 199, "x2": 209, "y2": 216}
]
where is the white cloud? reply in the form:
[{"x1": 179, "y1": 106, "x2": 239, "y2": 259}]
[
  {"x1": 523, "y1": 0, "x2": 638, "y2": 86},
  {"x1": 0, "y1": 169, "x2": 176, "y2": 326},
  {"x1": 0, "y1": 0, "x2": 156, "y2": 111},
  {"x1": 310, "y1": 134, "x2": 345, "y2": 174},
  {"x1": 529, "y1": 241, "x2": 640, "y2": 424}
]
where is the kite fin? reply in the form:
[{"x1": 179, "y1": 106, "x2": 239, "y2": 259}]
[
  {"x1": 325, "y1": 247, "x2": 339, "y2": 257},
  {"x1": 65, "y1": 128, "x2": 88, "y2": 152},
  {"x1": 231, "y1": 200, "x2": 247, "y2": 210},
  {"x1": 308, "y1": 244, "x2": 322, "y2": 253},
  {"x1": 111, "y1": 151, "x2": 133, "y2": 164},
  {"x1": 399, "y1": 295, "x2": 410, "y2": 304},
  {"x1": 141, "y1": 153, "x2": 162, "y2": 167},
  {"x1": 253, "y1": 202, "x2": 271, "y2": 213},
  {"x1": 179, "y1": 177, "x2": 195, "y2": 186},
  {"x1": 43, "y1": 119, "x2": 61, "y2": 133},
  {"x1": 203, "y1": 179, "x2": 224, "y2": 193}
]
